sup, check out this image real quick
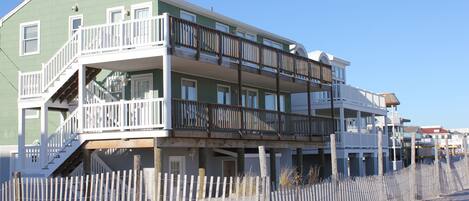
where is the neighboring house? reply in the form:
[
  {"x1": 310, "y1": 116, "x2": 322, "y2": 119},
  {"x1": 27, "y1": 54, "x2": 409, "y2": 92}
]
[
  {"x1": 378, "y1": 92, "x2": 410, "y2": 171},
  {"x1": 291, "y1": 51, "x2": 389, "y2": 178},
  {"x1": 1, "y1": 0, "x2": 335, "y2": 182}
]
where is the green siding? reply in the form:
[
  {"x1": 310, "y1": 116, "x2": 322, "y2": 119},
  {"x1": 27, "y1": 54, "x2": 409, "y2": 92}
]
[{"x1": 126, "y1": 70, "x2": 291, "y2": 112}]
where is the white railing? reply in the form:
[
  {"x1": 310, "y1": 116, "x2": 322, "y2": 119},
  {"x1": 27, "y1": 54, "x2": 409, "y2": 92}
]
[
  {"x1": 18, "y1": 15, "x2": 169, "y2": 99},
  {"x1": 338, "y1": 132, "x2": 378, "y2": 148},
  {"x1": 18, "y1": 71, "x2": 42, "y2": 98},
  {"x1": 83, "y1": 98, "x2": 165, "y2": 132},
  {"x1": 24, "y1": 145, "x2": 40, "y2": 169},
  {"x1": 314, "y1": 84, "x2": 386, "y2": 110},
  {"x1": 87, "y1": 80, "x2": 118, "y2": 102},
  {"x1": 70, "y1": 152, "x2": 114, "y2": 176},
  {"x1": 81, "y1": 16, "x2": 166, "y2": 55},
  {"x1": 47, "y1": 110, "x2": 80, "y2": 163},
  {"x1": 42, "y1": 33, "x2": 80, "y2": 91}
]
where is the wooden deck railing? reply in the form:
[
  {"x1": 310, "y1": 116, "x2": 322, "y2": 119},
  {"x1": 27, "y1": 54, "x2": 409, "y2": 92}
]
[
  {"x1": 173, "y1": 99, "x2": 334, "y2": 138},
  {"x1": 169, "y1": 17, "x2": 333, "y2": 84}
]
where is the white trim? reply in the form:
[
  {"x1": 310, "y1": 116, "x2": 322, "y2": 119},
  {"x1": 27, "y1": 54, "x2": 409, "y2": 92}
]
[
  {"x1": 131, "y1": 2, "x2": 153, "y2": 19},
  {"x1": 130, "y1": 73, "x2": 154, "y2": 99},
  {"x1": 19, "y1": 20, "x2": 40, "y2": 56},
  {"x1": 106, "y1": 6, "x2": 125, "y2": 23},
  {"x1": 242, "y1": 87, "x2": 259, "y2": 108},
  {"x1": 181, "y1": 78, "x2": 197, "y2": 101},
  {"x1": 0, "y1": 0, "x2": 32, "y2": 27},
  {"x1": 68, "y1": 14, "x2": 83, "y2": 38},
  {"x1": 180, "y1": 10, "x2": 197, "y2": 22},
  {"x1": 216, "y1": 84, "x2": 231, "y2": 105}
]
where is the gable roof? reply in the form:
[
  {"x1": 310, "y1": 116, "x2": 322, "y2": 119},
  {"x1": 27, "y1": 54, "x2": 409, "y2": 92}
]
[
  {"x1": 380, "y1": 92, "x2": 400, "y2": 107},
  {"x1": 0, "y1": 0, "x2": 31, "y2": 27},
  {"x1": 419, "y1": 126, "x2": 449, "y2": 134}
]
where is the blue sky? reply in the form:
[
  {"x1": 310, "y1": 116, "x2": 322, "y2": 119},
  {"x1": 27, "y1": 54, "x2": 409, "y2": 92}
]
[{"x1": 1, "y1": 0, "x2": 468, "y2": 128}]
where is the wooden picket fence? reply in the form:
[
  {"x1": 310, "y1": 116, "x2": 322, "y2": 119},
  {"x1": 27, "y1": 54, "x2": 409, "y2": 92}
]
[
  {"x1": 3, "y1": 159, "x2": 469, "y2": 201},
  {"x1": 1, "y1": 169, "x2": 270, "y2": 201},
  {"x1": 270, "y1": 158, "x2": 469, "y2": 201}
]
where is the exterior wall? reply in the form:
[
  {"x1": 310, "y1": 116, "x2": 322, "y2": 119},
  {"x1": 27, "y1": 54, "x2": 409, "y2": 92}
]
[
  {"x1": 126, "y1": 69, "x2": 292, "y2": 112},
  {"x1": 0, "y1": 145, "x2": 17, "y2": 183}
]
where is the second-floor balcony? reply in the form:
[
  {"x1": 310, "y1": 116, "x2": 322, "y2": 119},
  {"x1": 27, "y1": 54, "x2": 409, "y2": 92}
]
[{"x1": 313, "y1": 84, "x2": 386, "y2": 112}]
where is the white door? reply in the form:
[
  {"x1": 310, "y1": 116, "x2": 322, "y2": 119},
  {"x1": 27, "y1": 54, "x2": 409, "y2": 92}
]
[
  {"x1": 131, "y1": 74, "x2": 153, "y2": 100},
  {"x1": 130, "y1": 74, "x2": 153, "y2": 127}
]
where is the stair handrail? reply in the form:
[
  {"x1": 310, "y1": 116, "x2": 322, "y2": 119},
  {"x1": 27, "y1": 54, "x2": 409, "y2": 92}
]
[
  {"x1": 87, "y1": 80, "x2": 118, "y2": 102},
  {"x1": 42, "y1": 30, "x2": 81, "y2": 92},
  {"x1": 47, "y1": 109, "x2": 80, "y2": 163}
]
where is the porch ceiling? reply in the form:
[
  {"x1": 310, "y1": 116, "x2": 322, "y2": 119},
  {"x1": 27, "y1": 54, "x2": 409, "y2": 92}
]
[{"x1": 84, "y1": 54, "x2": 328, "y2": 93}]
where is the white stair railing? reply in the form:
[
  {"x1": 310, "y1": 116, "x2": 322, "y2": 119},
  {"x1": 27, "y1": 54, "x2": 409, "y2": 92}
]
[
  {"x1": 47, "y1": 110, "x2": 80, "y2": 163},
  {"x1": 87, "y1": 80, "x2": 118, "y2": 102},
  {"x1": 70, "y1": 152, "x2": 114, "y2": 176}
]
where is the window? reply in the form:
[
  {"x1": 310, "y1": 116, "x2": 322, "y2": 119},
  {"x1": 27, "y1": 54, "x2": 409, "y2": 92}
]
[
  {"x1": 242, "y1": 88, "x2": 258, "y2": 108},
  {"x1": 69, "y1": 15, "x2": 82, "y2": 37},
  {"x1": 131, "y1": 2, "x2": 152, "y2": 20},
  {"x1": 265, "y1": 93, "x2": 285, "y2": 112},
  {"x1": 236, "y1": 31, "x2": 257, "y2": 41},
  {"x1": 181, "y1": 79, "x2": 197, "y2": 101},
  {"x1": 107, "y1": 6, "x2": 124, "y2": 23},
  {"x1": 131, "y1": 74, "x2": 153, "y2": 100},
  {"x1": 19, "y1": 21, "x2": 40, "y2": 56},
  {"x1": 263, "y1": 38, "x2": 283, "y2": 50},
  {"x1": 180, "y1": 10, "x2": 196, "y2": 22},
  {"x1": 169, "y1": 156, "x2": 186, "y2": 176},
  {"x1": 217, "y1": 85, "x2": 231, "y2": 105},
  {"x1": 215, "y1": 22, "x2": 230, "y2": 33}
]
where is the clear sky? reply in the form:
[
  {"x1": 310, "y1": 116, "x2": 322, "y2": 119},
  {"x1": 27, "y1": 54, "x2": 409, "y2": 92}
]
[{"x1": 1, "y1": 0, "x2": 468, "y2": 128}]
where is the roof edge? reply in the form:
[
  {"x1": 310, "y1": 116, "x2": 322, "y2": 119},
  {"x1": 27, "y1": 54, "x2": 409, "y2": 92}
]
[{"x1": 0, "y1": 0, "x2": 31, "y2": 27}]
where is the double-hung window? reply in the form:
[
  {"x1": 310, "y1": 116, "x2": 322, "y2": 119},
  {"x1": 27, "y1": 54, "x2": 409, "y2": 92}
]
[
  {"x1": 181, "y1": 79, "x2": 197, "y2": 101},
  {"x1": 215, "y1": 22, "x2": 230, "y2": 33},
  {"x1": 20, "y1": 21, "x2": 40, "y2": 56},
  {"x1": 69, "y1": 15, "x2": 83, "y2": 37},
  {"x1": 217, "y1": 85, "x2": 231, "y2": 105},
  {"x1": 265, "y1": 93, "x2": 285, "y2": 112},
  {"x1": 242, "y1": 88, "x2": 258, "y2": 109}
]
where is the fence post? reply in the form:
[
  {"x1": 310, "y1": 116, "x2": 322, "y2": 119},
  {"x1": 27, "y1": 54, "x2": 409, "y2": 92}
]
[
  {"x1": 410, "y1": 132, "x2": 417, "y2": 200},
  {"x1": 259, "y1": 146, "x2": 268, "y2": 178},
  {"x1": 134, "y1": 155, "x2": 142, "y2": 201},
  {"x1": 434, "y1": 139, "x2": 441, "y2": 197},
  {"x1": 13, "y1": 172, "x2": 22, "y2": 201}
]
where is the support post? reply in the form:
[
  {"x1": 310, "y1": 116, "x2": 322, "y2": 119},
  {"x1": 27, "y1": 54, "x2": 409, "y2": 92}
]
[
  {"x1": 434, "y1": 139, "x2": 441, "y2": 196},
  {"x1": 134, "y1": 155, "x2": 142, "y2": 200},
  {"x1": 307, "y1": 64, "x2": 312, "y2": 140},
  {"x1": 18, "y1": 108, "x2": 25, "y2": 170},
  {"x1": 198, "y1": 148, "x2": 208, "y2": 199},
  {"x1": 269, "y1": 148, "x2": 277, "y2": 186},
  {"x1": 319, "y1": 148, "x2": 326, "y2": 178},
  {"x1": 153, "y1": 138, "x2": 162, "y2": 201},
  {"x1": 238, "y1": 38, "x2": 244, "y2": 134},
  {"x1": 378, "y1": 124, "x2": 384, "y2": 176},
  {"x1": 40, "y1": 104, "x2": 48, "y2": 167},
  {"x1": 296, "y1": 148, "x2": 303, "y2": 180},
  {"x1": 259, "y1": 146, "x2": 268, "y2": 178},
  {"x1": 339, "y1": 107, "x2": 345, "y2": 134},
  {"x1": 163, "y1": 51, "x2": 172, "y2": 130},
  {"x1": 276, "y1": 51, "x2": 282, "y2": 136},
  {"x1": 78, "y1": 64, "x2": 86, "y2": 132},
  {"x1": 330, "y1": 133, "x2": 338, "y2": 181},
  {"x1": 83, "y1": 149, "x2": 91, "y2": 175},
  {"x1": 237, "y1": 148, "x2": 245, "y2": 176}
]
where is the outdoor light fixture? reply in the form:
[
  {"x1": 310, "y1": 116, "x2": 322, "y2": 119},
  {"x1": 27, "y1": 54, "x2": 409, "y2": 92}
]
[{"x1": 71, "y1": 4, "x2": 79, "y2": 12}]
